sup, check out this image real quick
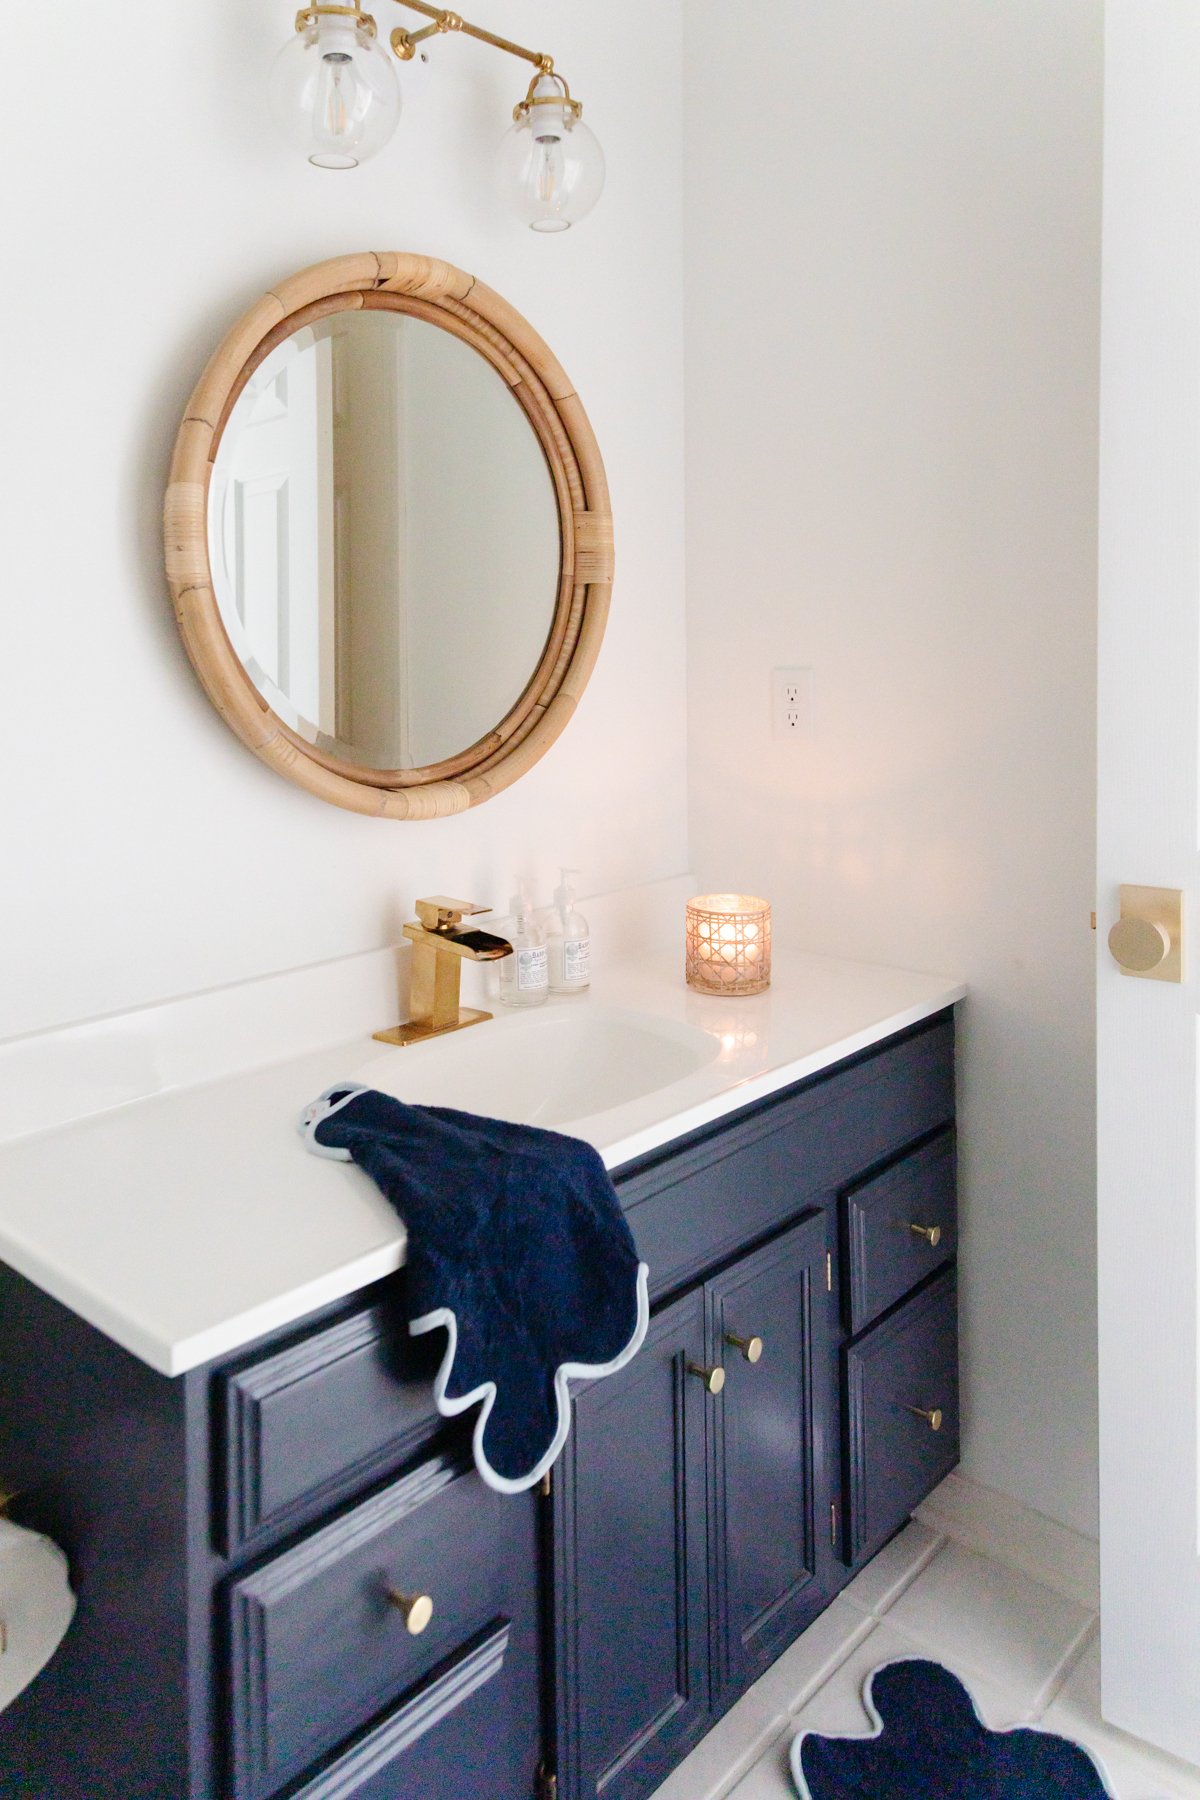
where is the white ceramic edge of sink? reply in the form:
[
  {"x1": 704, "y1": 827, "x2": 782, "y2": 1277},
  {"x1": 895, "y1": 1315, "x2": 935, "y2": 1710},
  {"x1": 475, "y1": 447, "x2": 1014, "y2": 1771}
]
[{"x1": 148, "y1": 981, "x2": 963, "y2": 1374}]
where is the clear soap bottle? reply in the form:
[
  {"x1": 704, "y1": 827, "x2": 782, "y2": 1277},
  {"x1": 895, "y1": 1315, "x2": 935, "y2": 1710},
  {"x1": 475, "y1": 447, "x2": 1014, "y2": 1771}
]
[
  {"x1": 497, "y1": 886, "x2": 550, "y2": 1008},
  {"x1": 542, "y1": 868, "x2": 591, "y2": 995}
]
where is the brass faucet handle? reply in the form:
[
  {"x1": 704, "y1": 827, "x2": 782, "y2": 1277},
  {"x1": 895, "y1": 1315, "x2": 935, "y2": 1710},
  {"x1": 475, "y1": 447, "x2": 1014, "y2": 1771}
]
[{"x1": 414, "y1": 896, "x2": 492, "y2": 932}]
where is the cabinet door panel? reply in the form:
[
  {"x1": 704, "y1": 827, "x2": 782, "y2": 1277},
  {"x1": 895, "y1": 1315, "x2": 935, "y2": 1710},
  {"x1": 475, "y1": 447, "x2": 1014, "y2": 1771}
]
[
  {"x1": 286, "y1": 1620, "x2": 534, "y2": 1800},
  {"x1": 844, "y1": 1269, "x2": 958, "y2": 1564},
  {"x1": 228, "y1": 1453, "x2": 538, "y2": 1800},
  {"x1": 708, "y1": 1212, "x2": 834, "y2": 1692},
  {"x1": 842, "y1": 1130, "x2": 956, "y2": 1336},
  {"x1": 553, "y1": 1288, "x2": 710, "y2": 1800}
]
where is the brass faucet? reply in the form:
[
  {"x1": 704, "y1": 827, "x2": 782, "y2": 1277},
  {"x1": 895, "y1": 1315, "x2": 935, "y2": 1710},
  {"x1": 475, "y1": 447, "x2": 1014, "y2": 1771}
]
[{"x1": 374, "y1": 897, "x2": 513, "y2": 1046}]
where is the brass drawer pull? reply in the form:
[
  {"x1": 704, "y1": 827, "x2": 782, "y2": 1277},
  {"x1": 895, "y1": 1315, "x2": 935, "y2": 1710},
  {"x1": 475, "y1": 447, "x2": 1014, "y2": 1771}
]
[
  {"x1": 725, "y1": 1333, "x2": 764, "y2": 1364},
  {"x1": 386, "y1": 1588, "x2": 434, "y2": 1634},
  {"x1": 908, "y1": 1223, "x2": 942, "y2": 1247},
  {"x1": 688, "y1": 1362, "x2": 725, "y2": 1395},
  {"x1": 904, "y1": 1404, "x2": 943, "y2": 1432}
]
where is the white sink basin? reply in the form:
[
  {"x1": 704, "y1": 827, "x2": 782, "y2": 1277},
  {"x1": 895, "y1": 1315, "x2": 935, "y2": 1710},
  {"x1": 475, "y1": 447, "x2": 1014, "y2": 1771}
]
[{"x1": 348, "y1": 1004, "x2": 721, "y2": 1130}]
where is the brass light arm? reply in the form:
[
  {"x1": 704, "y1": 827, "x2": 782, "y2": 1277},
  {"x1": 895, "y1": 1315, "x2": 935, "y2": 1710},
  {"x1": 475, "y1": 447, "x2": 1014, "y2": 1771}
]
[{"x1": 390, "y1": 1, "x2": 554, "y2": 75}]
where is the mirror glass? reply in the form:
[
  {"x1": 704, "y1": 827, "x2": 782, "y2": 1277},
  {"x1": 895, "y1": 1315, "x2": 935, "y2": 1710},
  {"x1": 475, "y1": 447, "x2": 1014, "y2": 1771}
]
[{"x1": 207, "y1": 308, "x2": 562, "y2": 771}]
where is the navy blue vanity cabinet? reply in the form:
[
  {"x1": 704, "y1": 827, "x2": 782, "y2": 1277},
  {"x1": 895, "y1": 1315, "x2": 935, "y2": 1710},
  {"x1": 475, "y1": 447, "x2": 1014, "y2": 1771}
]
[
  {"x1": 549, "y1": 1010, "x2": 958, "y2": 1800},
  {"x1": 551, "y1": 1288, "x2": 712, "y2": 1800},
  {"x1": 838, "y1": 1126, "x2": 960, "y2": 1567},
  {"x1": 550, "y1": 1220, "x2": 838, "y2": 1800},
  {"x1": 0, "y1": 1007, "x2": 957, "y2": 1800},
  {"x1": 708, "y1": 1211, "x2": 837, "y2": 1696},
  {"x1": 0, "y1": 1271, "x2": 543, "y2": 1800}
]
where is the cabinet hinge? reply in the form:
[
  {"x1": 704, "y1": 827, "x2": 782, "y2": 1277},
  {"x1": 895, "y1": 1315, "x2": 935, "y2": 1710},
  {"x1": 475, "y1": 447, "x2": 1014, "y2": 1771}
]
[
  {"x1": 826, "y1": 1251, "x2": 833, "y2": 1293},
  {"x1": 539, "y1": 1468, "x2": 552, "y2": 1498},
  {"x1": 830, "y1": 1500, "x2": 838, "y2": 1548},
  {"x1": 535, "y1": 1766, "x2": 558, "y2": 1800}
]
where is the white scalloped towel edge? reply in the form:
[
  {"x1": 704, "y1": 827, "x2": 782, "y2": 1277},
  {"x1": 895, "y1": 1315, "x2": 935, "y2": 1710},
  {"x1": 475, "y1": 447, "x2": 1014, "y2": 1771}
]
[
  {"x1": 412, "y1": 1259, "x2": 650, "y2": 1494},
  {"x1": 0, "y1": 1518, "x2": 76, "y2": 1713},
  {"x1": 789, "y1": 1658, "x2": 1117, "y2": 1800},
  {"x1": 299, "y1": 1082, "x2": 652, "y2": 1493}
]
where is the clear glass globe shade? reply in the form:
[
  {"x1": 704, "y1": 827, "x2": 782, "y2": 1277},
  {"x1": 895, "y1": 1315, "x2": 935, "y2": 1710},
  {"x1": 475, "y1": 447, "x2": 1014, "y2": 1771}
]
[
  {"x1": 270, "y1": 18, "x2": 400, "y2": 169},
  {"x1": 497, "y1": 106, "x2": 606, "y2": 232}
]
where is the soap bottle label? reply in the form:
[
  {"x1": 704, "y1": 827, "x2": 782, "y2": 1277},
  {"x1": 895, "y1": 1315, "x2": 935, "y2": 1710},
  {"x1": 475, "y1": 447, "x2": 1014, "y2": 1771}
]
[
  {"x1": 564, "y1": 938, "x2": 591, "y2": 984},
  {"x1": 517, "y1": 945, "x2": 549, "y2": 991}
]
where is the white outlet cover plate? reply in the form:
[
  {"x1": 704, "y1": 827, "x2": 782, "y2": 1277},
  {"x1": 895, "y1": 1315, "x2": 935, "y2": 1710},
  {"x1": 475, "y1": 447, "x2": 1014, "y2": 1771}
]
[{"x1": 772, "y1": 666, "x2": 814, "y2": 740}]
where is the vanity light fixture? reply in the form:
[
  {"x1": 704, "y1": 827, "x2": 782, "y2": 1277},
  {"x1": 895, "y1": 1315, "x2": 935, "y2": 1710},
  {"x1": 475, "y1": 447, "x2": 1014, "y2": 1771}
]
[{"x1": 270, "y1": 1, "x2": 605, "y2": 230}]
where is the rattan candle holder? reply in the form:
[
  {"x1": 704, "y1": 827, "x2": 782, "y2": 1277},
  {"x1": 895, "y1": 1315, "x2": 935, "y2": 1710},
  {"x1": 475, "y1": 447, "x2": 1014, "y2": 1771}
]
[{"x1": 685, "y1": 894, "x2": 772, "y2": 995}]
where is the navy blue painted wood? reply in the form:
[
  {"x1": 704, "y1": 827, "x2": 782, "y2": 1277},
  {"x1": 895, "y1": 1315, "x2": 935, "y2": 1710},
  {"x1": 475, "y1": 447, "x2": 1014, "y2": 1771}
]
[
  {"x1": 843, "y1": 1269, "x2": 959, "y2": 1565},
  {"x1": 219, "y1": 1288, "x2": 444, "y2": 1553},
  {"x1": 552, "y1": 1287, "x2": 711, "y2": 1800},
  {"x1": 708, "y1": 1211, "x2": 835, "y2": 1694},
  {"x1": 842, "y1": 1130, "x2": 957, "y2": 1336},
  {"x1": 228, "y1": 1450, "x2": 537, "y2": 1800},
  {"x1": 0, "y1": 1011, "x2": 957, "y2": 1800},
  {"x1": 617, "y1": 1015, "x2": 954, "y2": 1304},
  {"x1": 0, "y1": 1263, "x2": 211, "y2": 1800},
  {"x1": 280, "y1": 1619, "x2": 540, "y2": 1800}
]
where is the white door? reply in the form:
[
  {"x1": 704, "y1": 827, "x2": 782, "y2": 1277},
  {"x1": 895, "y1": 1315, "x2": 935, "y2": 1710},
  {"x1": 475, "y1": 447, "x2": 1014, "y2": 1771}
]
[
  {"x1": 208, "y1": 335, "x2": 335, "y2": 732},
  {"x1": 1097, "y1": 1, "x2": 1200, "y2": 1762}
]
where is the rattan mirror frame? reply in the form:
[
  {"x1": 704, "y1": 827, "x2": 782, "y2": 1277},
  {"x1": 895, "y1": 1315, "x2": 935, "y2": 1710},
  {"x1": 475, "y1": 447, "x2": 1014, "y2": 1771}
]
[{"x1": 164, "y1": 252, "x2": 613, "y2": 818}]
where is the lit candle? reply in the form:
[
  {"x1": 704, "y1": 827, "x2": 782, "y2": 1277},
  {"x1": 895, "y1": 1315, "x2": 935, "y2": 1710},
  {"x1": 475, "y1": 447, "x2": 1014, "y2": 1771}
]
[{"x1": 685, "y1": 894, "x2": 772, "y2": 995}]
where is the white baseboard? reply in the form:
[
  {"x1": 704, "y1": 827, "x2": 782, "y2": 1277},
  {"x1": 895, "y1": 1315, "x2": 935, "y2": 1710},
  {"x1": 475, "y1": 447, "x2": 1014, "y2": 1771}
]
[{"x1": 915, "y1": 1470, "x2": 1100, "y2": 1612}]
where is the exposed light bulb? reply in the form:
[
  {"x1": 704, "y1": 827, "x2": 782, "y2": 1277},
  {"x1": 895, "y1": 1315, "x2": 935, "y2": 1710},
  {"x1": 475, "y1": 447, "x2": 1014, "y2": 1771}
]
[
  {"x1": 497, "y1": 75, "x2": 605, "y2": 233},
  {"x1": 270, "y1": 12, "x2": 401, "y2": 169}
]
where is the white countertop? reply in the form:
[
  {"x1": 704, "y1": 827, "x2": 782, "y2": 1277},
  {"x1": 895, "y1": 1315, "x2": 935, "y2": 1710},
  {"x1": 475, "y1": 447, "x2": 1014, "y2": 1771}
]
[{"x1": 0, "y1": 894, "x2": 963, "y2": 1377}]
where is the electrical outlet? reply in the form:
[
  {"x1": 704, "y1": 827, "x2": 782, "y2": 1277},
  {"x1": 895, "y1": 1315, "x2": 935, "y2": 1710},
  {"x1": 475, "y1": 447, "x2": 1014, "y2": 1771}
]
[{"x1": 771, "y1": 667, "x2": 813, "y2": 741}]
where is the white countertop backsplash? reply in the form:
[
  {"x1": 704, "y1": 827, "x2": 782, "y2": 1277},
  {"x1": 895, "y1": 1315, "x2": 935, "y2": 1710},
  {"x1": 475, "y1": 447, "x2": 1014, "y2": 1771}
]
[{"x1": 0, "y1": 877, "x2": 963, "y2": 1377}]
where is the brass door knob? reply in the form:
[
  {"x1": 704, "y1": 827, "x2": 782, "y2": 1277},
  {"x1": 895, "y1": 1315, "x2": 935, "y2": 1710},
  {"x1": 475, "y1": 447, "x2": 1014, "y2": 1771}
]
[
  {"x1": 1108, "y1": 915, "x2": 1170, "y2": 975},
  {"x1": 688, "y1": 1362, "x2": 726, "y2": 1395},
  {"x1": 904, "y1": 1405, "x2": 943, "y2": 1432},
  {"x1": 725, "y1": 1333, "x2": 764, "y2": 1364},
  {"x1": 387, "y1": 1588, "x2": 434, "y2": 1634},
  {"x1": 908, "y1": 1223, "x2": 942, "y2": 1247},
  {"x1": 1107, "y1": 886, "x2": 1183, "y2": 982}
]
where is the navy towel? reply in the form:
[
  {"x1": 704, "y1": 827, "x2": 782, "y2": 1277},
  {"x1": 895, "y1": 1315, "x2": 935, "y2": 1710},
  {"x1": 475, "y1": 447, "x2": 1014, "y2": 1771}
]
[
  {"x1": 299, "y1": 1084, "x2": 649, "y2": 1493},
  {"x1": 791, "y1": 1659, "x2": 1113, "y2": 1800}
]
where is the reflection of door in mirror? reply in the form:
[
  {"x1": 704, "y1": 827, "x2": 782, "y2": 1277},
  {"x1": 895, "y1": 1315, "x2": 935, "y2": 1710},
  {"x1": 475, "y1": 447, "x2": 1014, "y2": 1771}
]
[
  {"x1": 208, "y1": 336, "x2": 336, "y2": 736},
  {"x1": 328, "y1": 315, "x2": 409, "y2": 767},
  {"x1": 207, "y1": 307, "x2": 561, "y2": 774}
]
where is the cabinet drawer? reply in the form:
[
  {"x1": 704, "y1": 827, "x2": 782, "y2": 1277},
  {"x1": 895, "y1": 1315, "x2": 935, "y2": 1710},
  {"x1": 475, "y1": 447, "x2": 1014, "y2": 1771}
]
[
  {"x1": 619, "y1": 1015, "x2": 954, "y2": 1302},
  {"x1": 284, "y1": 1620, "x2": 539, "y2": 1800},
  {"x1": 843, "y1": 1270, "x2": 958, "y2": 1565},
  {"x1": 842, "y1": 1131, "x2": 956, "y2": 1335},
  {"x1": 228, "y1": 1453, "x2": 537, "y2": 1800},
  {"x1": 217, "y1": 1290, "x2": 443, "y2": 1552}
]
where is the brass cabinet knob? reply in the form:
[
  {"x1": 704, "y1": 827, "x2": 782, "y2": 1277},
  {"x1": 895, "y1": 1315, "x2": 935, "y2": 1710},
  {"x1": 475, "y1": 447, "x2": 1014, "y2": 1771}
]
[
  {"x1": 688, "y1": 1362, "x2": 726, "y2": 1395},
  {"x1": 725, "y1": 1333, "x2": 764, "y2": 1364},
  {"x1": 1108, "y1": 915, "x2": 1171, "y2": 975},
  {"x1": 904, "y1": 1404, "x2": 943, "y2": 1432},
  {"x1": 387, "y1": 1588, "x2": 434, "y2": 1634},
  {"x1": 908, "y1": 1223, "x2": 942, "y2": 1247}
]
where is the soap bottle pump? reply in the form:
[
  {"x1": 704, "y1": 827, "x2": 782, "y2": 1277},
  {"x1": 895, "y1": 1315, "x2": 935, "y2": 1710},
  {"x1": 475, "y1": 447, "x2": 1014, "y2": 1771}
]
[
  {"x1": 543, "y1": 868, "x2": 591, "y2": 995},
  {"x1": 497, "y1": 885, "x2": 549, "y2": 1008}
]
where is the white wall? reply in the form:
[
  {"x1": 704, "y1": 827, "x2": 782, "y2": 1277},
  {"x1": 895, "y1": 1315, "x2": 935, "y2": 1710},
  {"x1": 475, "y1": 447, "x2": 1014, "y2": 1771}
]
[
  {"x1": 1, "y1": 1, "x2": 686, "y2": 1042},
  {"x1": 684, "y1": 2, "x2": 1103, "y2": 1536}
]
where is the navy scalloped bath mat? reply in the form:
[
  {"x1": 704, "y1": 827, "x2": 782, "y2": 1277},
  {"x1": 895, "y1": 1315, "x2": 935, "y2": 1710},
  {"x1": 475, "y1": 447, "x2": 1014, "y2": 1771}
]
[{"x1": 791, "y1": 1659, "x2": 1113, "y2": 1800}]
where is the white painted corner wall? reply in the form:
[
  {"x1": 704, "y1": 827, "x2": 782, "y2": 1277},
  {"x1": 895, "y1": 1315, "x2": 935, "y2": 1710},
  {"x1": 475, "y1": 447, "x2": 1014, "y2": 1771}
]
[
  {"x1": 0, "y1": 1, "x2": 687, "y2": 1043},
  {"x1": 683, "y1": 2, "x2": 1103, "y2": 1537},
  {"x1": 9, "y1": 0, "x2": 1104, "y2": 1543}
]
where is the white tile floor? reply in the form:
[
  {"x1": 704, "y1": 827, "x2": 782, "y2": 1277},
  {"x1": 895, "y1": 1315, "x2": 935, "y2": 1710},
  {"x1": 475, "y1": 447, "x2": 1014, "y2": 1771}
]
[{"x1": 648, "y1": 1517, "x2": 1200, "y2": 1800}]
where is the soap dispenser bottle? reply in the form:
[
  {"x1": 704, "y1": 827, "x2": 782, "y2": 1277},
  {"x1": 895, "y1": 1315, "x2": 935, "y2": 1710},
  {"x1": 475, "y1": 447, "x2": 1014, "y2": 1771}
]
[
  {"x1": 543, "y1": 868, "x2": 591, "y2": 995},
  {"x1": 497, "y1": 886, "x2": 550, "y2": 1008}
]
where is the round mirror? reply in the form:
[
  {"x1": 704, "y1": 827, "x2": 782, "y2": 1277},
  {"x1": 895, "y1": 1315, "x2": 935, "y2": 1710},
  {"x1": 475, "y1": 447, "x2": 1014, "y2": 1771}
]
[{"x1": 165, "y1": 253, "x2": 612, "y2": 817}]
